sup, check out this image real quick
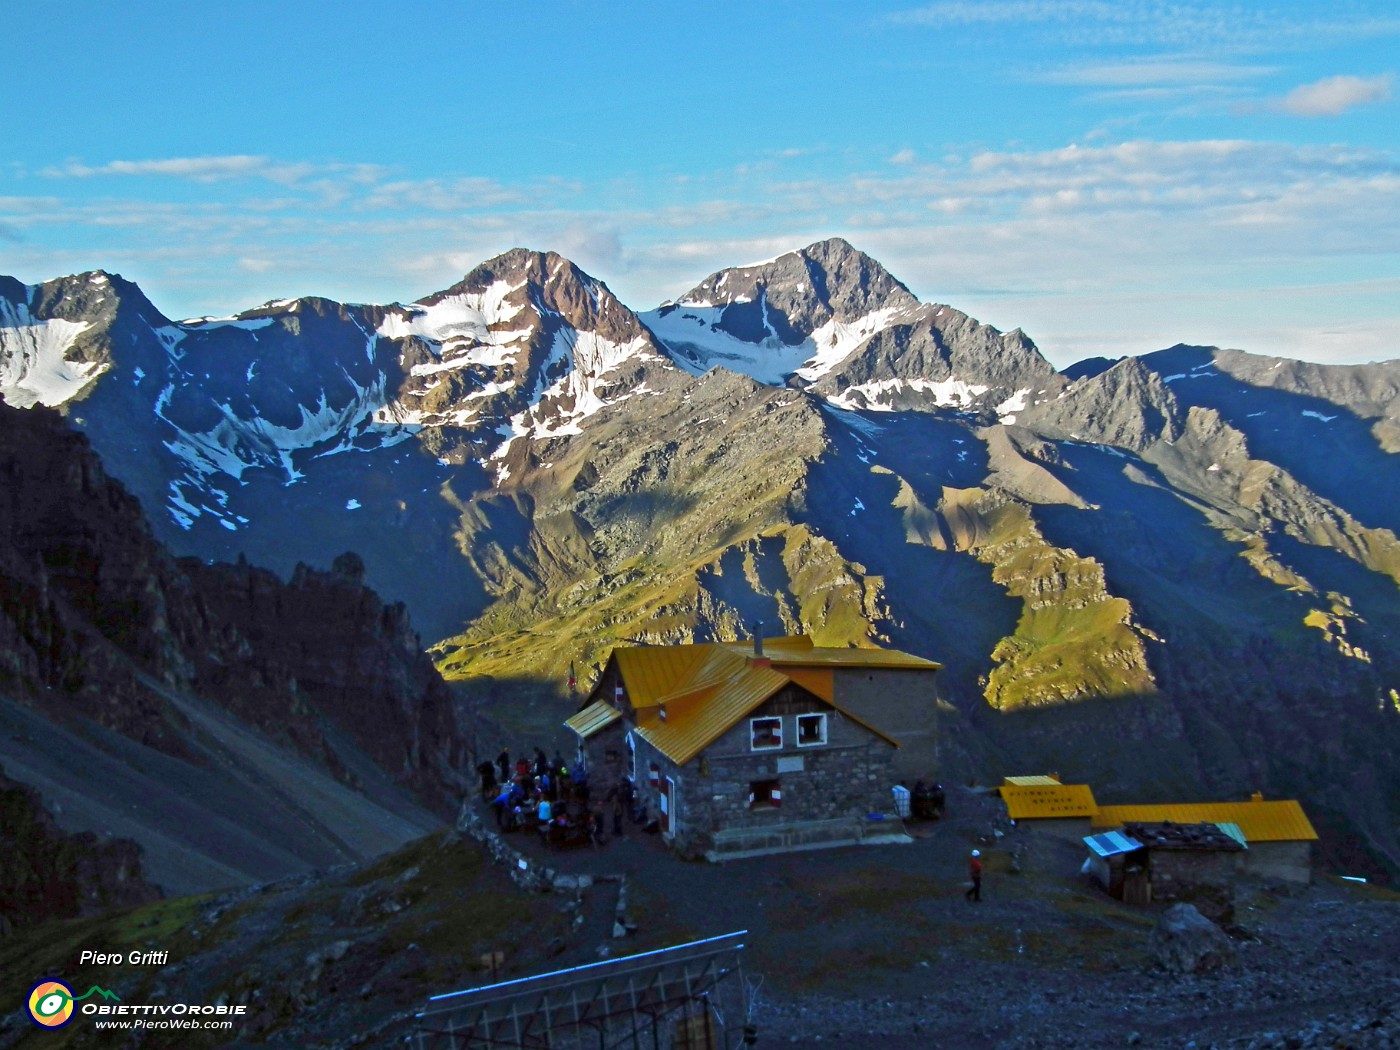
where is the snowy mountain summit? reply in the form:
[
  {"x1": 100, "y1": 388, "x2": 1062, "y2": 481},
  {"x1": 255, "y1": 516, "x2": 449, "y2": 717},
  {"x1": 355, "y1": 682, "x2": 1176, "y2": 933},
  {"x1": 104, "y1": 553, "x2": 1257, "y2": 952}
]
[
  {"x1": 641, "y1": 237, "x2": 1058, "y2": 420},
  {"x1": 375, "y1": 249, "x2": 671, "y2": 441}
]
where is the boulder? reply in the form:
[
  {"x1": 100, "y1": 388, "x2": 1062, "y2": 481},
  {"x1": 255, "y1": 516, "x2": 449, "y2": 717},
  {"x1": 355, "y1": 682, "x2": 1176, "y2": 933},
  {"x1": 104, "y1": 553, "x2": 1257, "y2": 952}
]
[{"x1": 1149, "y1": 902, "x2": 1236, "y2": 974}]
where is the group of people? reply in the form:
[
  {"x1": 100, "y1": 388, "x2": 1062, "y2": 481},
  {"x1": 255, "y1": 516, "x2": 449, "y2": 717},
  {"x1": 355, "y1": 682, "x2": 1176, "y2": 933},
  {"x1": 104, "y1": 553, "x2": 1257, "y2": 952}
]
[{"x1": 479, "y1": 746, "x2": 636, "y2": 848}]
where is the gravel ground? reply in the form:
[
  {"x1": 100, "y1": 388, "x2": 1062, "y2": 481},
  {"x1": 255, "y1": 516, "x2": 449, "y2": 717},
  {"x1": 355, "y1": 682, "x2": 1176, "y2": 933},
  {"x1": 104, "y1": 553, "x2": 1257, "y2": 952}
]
[{"x1": 502, "y1": 785, "x2": 1400, "y2": 1050}]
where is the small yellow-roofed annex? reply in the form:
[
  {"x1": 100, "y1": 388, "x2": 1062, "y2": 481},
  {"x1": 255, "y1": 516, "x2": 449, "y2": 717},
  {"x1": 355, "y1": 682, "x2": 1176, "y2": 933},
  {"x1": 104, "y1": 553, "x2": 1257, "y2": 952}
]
[
  {"x1": 1001, "y1": 782, "x2": 1098, "y2": 819},
  {"x1": 1091, "y1": 796, "x2": 1317, "y2": 843},
  {"x1": 1091, "y1": 793, "x2": 1317, "y2": 884}
]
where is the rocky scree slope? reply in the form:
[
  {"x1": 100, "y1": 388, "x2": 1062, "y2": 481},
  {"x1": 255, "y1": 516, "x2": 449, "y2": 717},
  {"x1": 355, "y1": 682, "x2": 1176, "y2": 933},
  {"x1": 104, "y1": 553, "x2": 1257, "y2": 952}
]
[{"x1": 0, "y1": 401, "x2": 463, "y2": 893}]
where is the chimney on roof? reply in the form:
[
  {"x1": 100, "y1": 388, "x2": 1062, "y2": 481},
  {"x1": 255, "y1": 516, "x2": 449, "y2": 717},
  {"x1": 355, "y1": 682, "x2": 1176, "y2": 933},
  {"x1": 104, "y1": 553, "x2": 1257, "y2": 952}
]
[{"x1": 750, "y1": 622, "x2": 771, "y2": 668}]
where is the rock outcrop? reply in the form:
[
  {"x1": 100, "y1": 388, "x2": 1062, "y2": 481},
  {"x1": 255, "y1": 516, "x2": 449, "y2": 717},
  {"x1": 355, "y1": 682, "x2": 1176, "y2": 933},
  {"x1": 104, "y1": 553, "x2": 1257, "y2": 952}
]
[
  {"x1": 0, "y1": 766, "x2": 160, "y2": 928},
  {"x1": 1149, "y1": 902, "x2": 1237, "y2": 974}
]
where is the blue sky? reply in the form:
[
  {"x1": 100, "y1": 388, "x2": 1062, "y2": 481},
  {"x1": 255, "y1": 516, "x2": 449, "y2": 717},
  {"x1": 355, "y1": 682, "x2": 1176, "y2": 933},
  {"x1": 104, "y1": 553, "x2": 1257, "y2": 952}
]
[{"x1": 2, "y1": 0, "x2": 1397, "y2": 366}]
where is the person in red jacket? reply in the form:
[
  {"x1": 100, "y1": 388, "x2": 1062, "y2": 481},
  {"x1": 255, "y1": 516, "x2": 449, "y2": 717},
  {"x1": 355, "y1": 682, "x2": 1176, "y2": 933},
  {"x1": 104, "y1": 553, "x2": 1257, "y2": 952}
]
[{"x1": 966, "y1": 850, "x2": 983, "y2": 902}]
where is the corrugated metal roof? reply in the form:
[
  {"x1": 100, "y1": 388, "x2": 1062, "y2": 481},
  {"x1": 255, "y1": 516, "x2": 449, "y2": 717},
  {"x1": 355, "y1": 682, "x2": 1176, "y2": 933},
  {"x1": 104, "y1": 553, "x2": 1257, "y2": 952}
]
[
  {"x1": 1092, "y1": 801, "x2": 1317, "y2": 842},
  {"x1": 1004, "y1": 775, "x2": 1062, "y2": 787},
  {"x1": 565, "y1": 701, "x2": 621, "y2": 739},
  {"x1": 634, "y1": 665, "x2": 789, "y2": 766},
  {"x1": 614, "y1": 645, "x2": 711, "y2": 707},
  {"x1": 782, "y1": 666, "x2": 834, "y2": 703},
  {"x1": 587, "y1": 636, "x2": 912, "y2": 767},
  {"x1": 722, "y1": 638, "x2": 940, "y2": 669},
  {"x1": 1083, "y1": 830, "x2": 1143, "y2": 858},
  {"x1": 1214, "y1": 823, "x2": 1248, "y2": 850},
  {"x1": 1001, "y1": 783, "x2": 1098, "y2": 819}
]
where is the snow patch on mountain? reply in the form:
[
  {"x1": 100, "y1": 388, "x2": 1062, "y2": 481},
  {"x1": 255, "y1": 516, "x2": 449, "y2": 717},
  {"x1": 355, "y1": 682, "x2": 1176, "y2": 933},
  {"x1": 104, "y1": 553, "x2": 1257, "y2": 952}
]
[
  {"x1": 378, "y1": 281, "x2": 530, "y2": 353},
  {"x1": 373, "y1": 281, "x2": 543, "y2": 426},
  {"x1": 160, "y1": 372, "x2": 413, "y2": 488},
  {"x1": 996, "y1": 388, "x2": 1031, "y2": 424},
  {"x1": 821, "y1": 404, "x2": 888, "y2": 441},
  {"x1": 150, "y1": 324, "x2": 188, "y2": 360},
  {"x1": 795, "y1": 306, "x2": 912, "y2": 382},
  {"x1": 490, "y1": 328, "x2": 660, "y2": 482},
  {"x1": 643, "y1": 303, "x2": 810, "y2": 384},
  {"x1": 827, "y1": 377, "x2": 991, "y2": 412},
  {"x1": 644, "y1": 301, "x2": 913, "y2": 387},
  {"x1": 184, "y1": 316, "x2": 278, "y2": 332},
  {"x1": 0, "y1": 300, "x2": 103, "y2": 408},
  {"x1": 514, "y1": 329, "x2": 657, "y2": 438}
]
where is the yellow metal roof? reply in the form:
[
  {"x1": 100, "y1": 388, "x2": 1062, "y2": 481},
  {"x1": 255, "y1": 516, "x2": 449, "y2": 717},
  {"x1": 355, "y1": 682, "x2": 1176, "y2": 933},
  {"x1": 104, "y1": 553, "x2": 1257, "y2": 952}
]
[
  {"x1": 1001, "y1": 783, "x2": 1098, "y2": 819},
  {"x1": 1004, "y1": 775, "x2": 1063, "y2": 787},
  {"x1": 782, "y1": 666, "x2": 834, "y2": 703},
  {"x1": 614, "y1": 645, "x2": 710, "y2": 707},
  {"x1": 718, "y1": 638, "x2": 941, "y2": 670},
  {"x1": 594, "y1": 636, "x2": 910, "y2": 766},
  {"x1": 1092, "y1": 801, "x2": 1318, "y2": 842},
  {"x1": 634, "y1": 664, "x2": 790, "y2": 766},
  {"x1": 565, "y1": 700, "x2": 622, "y2": 739}
]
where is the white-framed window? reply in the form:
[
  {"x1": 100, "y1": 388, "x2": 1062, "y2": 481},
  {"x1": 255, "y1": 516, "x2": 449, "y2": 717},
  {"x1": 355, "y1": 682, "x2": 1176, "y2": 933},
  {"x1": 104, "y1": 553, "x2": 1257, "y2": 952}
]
[
  {"x1": 626, "y1": 731, "x2": 636, "y2": 781},
  {"x1": 749, "y1": 716, "x2": 782, "y2": 751},
  {"x1": 748, "y1": 779, "x2": 782, "y2": 809},
  {"x1": 796, "y1": 713, "x2": 828, "y2": 748}
]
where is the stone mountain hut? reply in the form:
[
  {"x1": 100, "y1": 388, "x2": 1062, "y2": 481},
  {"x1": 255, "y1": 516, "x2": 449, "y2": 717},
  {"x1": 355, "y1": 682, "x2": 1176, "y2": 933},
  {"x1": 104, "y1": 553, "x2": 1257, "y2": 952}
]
[{"x1": 565, "y1": 635, "x2": 941, "y2": 861}]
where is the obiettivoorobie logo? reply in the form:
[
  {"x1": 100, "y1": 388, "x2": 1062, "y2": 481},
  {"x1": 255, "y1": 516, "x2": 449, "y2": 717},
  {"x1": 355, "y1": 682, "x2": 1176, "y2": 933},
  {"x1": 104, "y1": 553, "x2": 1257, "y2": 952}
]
[{"x1": 27, "y1": 980, "x2": 120, "y2": 1029}]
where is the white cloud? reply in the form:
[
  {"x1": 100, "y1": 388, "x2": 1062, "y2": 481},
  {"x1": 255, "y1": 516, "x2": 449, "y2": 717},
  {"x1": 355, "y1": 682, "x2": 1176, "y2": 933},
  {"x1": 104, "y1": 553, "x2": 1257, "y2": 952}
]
[
  {"x1": 1277, "y1": 74, "x2": 1394, "y2": 117},
  {"x1": 888, "y1": 2, "x2": 1400, "y2": 50},
  {"x1": 42, "y1": 156, "x2": 389, "y2": 187},
  {"x1": 5, "y1": 136, "x2": 1398, "y2": 368},
  {"x1": 359, "y1": 177, "x2": 527, "y2": 211},
  {"x1": 889, "y1": 148, "x2": 917, "y2": 165},
  {"x1": 1039, "y1": 58, "x2": 1275, "y2": 87}
]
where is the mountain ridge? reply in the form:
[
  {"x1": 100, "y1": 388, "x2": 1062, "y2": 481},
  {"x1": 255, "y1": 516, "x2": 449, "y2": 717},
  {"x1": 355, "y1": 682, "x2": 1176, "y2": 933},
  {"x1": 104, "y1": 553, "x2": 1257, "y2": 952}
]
[{"x1": 3, "y1": 240, "x2": 1398, "y2": 875}]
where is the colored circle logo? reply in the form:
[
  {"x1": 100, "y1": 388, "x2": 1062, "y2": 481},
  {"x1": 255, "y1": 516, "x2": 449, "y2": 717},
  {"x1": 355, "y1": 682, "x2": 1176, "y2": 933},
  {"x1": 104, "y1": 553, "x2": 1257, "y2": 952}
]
[{"x1": 27, "y1": 980, "x2": 75, "y2": 1028}]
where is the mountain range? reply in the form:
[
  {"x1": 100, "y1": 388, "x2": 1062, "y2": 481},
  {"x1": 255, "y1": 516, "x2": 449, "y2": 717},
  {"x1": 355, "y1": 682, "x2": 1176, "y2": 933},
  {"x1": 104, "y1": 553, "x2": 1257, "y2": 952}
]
[{"x1": 2, "y1": 238, "x2": 1398, "y2": 876}]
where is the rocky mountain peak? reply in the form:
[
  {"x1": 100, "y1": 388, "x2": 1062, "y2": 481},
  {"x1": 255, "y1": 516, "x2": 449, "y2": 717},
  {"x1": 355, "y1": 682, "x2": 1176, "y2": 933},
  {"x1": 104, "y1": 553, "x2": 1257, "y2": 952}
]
[
  {"x1": 807, "y1": 304, "x2": 1062, "y2": 417},
  {"x1": 0, "y1": 270, "x2": 170, "y2": 409},
  {"x1": 641, "y1": 238, "x2": 1059, "y2": 409},
  {"x1": 424, "y1": 248, "x2": 648, "y2": 348},
  {"x1": 1020, "y1": 354, "x2": 1183, "y2": 452},
  {"x1": 669, "y1": 237, "x2": 920, "y2": 332}
]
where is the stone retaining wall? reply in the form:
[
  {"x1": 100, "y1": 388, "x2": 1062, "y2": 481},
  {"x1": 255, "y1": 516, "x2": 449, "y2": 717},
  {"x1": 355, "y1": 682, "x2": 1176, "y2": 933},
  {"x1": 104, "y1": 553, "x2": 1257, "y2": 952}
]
[{"x1": 456, "y1": 802, "x2": 632, "y2": 936}]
